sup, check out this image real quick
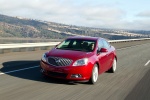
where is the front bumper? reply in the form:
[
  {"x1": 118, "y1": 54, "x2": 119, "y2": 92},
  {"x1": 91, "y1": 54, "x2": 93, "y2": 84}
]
[{"x1": 40, "y1": 61, "x2": 93, "y2": 81}]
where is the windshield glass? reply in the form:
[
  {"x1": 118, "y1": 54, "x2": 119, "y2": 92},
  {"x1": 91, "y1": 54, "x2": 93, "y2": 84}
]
[{"x1": 56, "y1": 39, "x2": 96, "y2": 52}]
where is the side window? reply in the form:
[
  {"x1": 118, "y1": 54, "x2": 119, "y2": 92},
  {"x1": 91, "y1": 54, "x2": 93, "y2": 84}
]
[
  {"x1": 102, "y1": 39, "x2": 110, "y2": 49},
  {"x1": 72, "y1": 41, "x2": 77, "y2": 46},
  {"x1": 98, "y1": 40, "x2": 103, "y2": 50},
  {"x1": 57, "y1": 40, "x2": 70, "y2": 48}
]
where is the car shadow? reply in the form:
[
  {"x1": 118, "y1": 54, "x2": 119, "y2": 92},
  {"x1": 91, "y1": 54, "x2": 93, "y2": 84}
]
[{"x1": 1, "y1": 60, "x2": 90, "y2": 85}]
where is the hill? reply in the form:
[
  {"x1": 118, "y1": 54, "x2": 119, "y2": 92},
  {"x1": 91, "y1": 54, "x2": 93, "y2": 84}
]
[{"x1": 0, "y1": 14, "x2": 149, "y2": 40}]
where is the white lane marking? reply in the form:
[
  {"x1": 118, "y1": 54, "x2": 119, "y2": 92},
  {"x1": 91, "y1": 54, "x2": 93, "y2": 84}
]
[
  {"x1": 0, "y1": 66, "x2": 39, "y2": 75},
  {"x1": 145, "y1": 60, "x2": 150, "y2": 66}
]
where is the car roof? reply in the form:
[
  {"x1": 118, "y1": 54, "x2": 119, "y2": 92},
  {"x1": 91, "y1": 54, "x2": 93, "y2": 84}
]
[{"x1": 67, "y1": 36, "x2": 102, "y2": 41}]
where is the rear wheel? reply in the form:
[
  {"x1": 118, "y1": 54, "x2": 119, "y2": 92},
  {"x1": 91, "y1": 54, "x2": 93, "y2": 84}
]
[
  {"x1": 109, "y1": 58, "x2": 117, "y2": 73},
  {"x1": 89, "y1": 64, "x2": 99, "y2": 84}
]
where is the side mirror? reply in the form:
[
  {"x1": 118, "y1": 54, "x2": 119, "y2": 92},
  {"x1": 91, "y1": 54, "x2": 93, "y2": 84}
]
[
  {"x1": 55, "y1": 44, "x2": 58, "y2": 47},
  {"x1": 100, "y1": 48, "x2": 108, "y2": 52}
]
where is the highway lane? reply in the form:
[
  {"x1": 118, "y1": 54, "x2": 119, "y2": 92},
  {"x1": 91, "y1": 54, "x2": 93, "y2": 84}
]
[
  {"x1": 1, "y1": 39, "x2": 150, "y2": 70},
  {"x1": 0, "y1": 41, "x2": 150, "y2": 100},
  {"x1": 111, "y1": 39, "x2": 150, "y2": 49}
]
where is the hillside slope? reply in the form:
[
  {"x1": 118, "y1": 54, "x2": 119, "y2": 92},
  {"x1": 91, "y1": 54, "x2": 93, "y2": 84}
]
[
  {"x1": 0, "y1": 14, "x2": 71, "y2": 39},
  {"x1": 0, "y1": 14, "x2": 149, "y2": 39}
]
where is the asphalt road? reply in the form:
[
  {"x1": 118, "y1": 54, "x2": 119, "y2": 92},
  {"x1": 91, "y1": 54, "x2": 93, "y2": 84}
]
[{"x1": 0, "y1": 41, "x2": 150, "y2": 100}]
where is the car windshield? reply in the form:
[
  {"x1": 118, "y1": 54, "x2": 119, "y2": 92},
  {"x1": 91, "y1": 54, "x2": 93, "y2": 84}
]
[{"x1": 56, "y1": 39, "x2": 96, "y2": 52}]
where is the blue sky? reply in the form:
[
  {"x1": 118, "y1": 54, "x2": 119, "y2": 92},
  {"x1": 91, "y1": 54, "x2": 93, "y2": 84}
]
[{"x1": 0, "y1": 0, "x2": 150, "y2": 30}]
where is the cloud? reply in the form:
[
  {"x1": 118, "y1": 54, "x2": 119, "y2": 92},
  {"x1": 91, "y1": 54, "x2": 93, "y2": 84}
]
[
  {"x1": 78, "y1": 6, "x2": 126, "y2": 28},
  {"x1": 137, "y1": 11, "x2": 150, "y2": 18},
  {"x1": 0, "y1": 0, "x2": 150, "y2": 30},
  {"x1": 126, "y1": 19, "x2": 150, "y2": 30}
]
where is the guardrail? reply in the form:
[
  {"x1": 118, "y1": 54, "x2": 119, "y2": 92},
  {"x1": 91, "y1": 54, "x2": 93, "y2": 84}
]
[
  {"x1": 0, "y1": 42, "x2": 60, "y2": 54},
  {"x1": 108, "y1": 38, "x2": 150, "y2": 43},
  {"x1": 0, "y1": 38, "x2": 150, "y2": 54},
  {"x1": 0, "y1": 42, "x2": 60, "y2": 49}
]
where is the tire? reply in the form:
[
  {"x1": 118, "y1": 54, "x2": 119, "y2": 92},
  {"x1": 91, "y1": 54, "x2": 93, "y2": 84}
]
[
  {"x1": 109, "y1": 58, "x2": 117, "y2": 73},
  {"x1": 89, "y1": 64, "x2": 99, "y2": 84}
]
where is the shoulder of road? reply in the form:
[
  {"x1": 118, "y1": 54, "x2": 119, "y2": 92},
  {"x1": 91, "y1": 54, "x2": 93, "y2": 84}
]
[{"x1": 0, "y1": 38, "x2": 150, "y2": 54}]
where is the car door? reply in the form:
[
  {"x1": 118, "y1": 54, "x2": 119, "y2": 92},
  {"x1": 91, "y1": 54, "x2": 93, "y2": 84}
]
[
  {"x1": 97, "y1": 39, "x2": 109, "y2": 73},
  {"x1": 102, "y1": 39, "x2": 113, "y2": 70}
]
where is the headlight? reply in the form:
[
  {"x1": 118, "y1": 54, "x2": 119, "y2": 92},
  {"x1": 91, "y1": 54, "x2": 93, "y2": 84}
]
[
  {"x1": 41, "y1": 54, "x2": 47, "y2": 62},
  {"x1": 73, "y1": 58, "x2": 88, "y2": 66}
]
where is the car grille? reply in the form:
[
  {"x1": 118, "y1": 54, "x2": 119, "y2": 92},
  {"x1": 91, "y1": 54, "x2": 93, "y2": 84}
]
[
  {"x1": 47, "y1": 57, "x2": 72, "y2": 67},
  {"x1": 48, "y1": 71, "x2": 67, "y2": 78}
]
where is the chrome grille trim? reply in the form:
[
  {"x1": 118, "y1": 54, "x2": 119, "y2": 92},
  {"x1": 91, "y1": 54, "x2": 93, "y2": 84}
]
[{"x1": 47, "y1": 57, "x2": 73, "y2": 67}]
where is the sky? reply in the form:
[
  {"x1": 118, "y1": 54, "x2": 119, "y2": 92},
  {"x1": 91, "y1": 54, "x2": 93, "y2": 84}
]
[{"x1": 0, "y1": 0, "x2": 150, "y2": 30}]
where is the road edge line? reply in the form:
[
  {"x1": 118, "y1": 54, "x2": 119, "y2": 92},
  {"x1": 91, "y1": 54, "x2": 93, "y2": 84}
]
[{"x1": 0, "y1": 66, "x2": 39, "y2": 75}]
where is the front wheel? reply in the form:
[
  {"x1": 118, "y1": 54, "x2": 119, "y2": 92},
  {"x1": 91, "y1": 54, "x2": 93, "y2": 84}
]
[{"x1": 89, "y1": 64, "x2": 99, "y2": 84}]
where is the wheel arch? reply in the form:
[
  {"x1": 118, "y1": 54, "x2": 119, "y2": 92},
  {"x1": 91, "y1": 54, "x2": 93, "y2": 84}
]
[
  {"x1": 115, "y1": 56, "x2": 117, "y2": 62},
  {"x1": 94, "y1": 62, "x2": 100, "y2": 73}
]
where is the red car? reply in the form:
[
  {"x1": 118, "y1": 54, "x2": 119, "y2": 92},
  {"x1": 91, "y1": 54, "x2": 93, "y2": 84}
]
[{"x1": 40, "y1": 36, "x2": 117, "y2": 84}]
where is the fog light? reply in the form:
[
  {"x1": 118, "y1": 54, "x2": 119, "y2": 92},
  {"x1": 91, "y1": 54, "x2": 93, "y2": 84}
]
[
  {"x1": 41, "y1": 69, "x2": 45, "y2": 73},
  {"x1": 71, "y1": 74, "x2": 82, "y2": 78}
]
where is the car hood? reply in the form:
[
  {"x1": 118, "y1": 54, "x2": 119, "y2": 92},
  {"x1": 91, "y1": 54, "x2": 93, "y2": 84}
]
[{"x1": 46, "y1": 48, "x2": 92, "y2": 60}]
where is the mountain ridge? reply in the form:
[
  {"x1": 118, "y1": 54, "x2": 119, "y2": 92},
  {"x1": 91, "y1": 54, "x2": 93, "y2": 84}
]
[{"x1": 0, "y1": 14, "x2": 149, "y2": 40}]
